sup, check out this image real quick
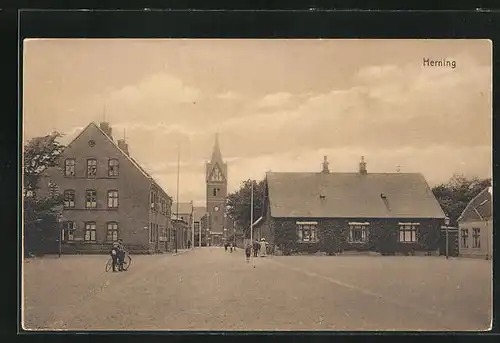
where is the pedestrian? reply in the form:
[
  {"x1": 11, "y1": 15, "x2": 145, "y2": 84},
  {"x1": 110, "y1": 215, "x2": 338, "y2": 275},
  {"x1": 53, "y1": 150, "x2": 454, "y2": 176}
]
[
  {"x1": 109, "y1": 242, "x2": 120, "y2": 272},
  {"x1": 253, "y1": 240, "x2": 260, "y2": 257},
  {"x1": 260, "y1": 238, "x2": 268, "y2": 257},
  {"x1": 230, "y1": 243, "x2": 233, "y2": 253},
  {"x1": 224, "y1": 242, "x2": 228, "y2": 252},
  {"x1": 245, "y1": 244, "x2": 252, "y2": 263},
  {"x1": 187, "y1": 240, "x2": 191, "y2": 249}
]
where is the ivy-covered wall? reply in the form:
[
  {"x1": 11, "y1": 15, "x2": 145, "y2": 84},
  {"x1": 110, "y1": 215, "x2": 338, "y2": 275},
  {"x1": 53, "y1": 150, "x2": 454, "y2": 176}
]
[{"x1": 268, "y1": 215, "x2": 443, "y2": 255}]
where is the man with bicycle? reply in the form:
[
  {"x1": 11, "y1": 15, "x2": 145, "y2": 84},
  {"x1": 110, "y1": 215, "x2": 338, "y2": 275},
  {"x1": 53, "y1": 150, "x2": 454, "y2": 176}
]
[{"x1": 117, "y1": 239, "x2": 129, "y2": 271}]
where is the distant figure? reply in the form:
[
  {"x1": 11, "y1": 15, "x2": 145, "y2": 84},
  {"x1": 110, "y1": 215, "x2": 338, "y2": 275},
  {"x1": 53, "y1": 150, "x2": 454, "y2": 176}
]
[
  {"x1": 230, "y1": 243, "x2": 233, "y2": 253},
  {"x1": 245, "y1": 244, "x2": 252, "y2": 263},
  {"x1": 260, "y1": 238, "x2": 268, "y2": 257},
  {"x1": 253, "y1": 240, "x2": 260, "y2": 257},
  {"x1": 187, "y1": 240, "x2": 191, "y2": 249},
  {"x1": 224, "y1": 242, "x2": 228, "y2": 252}
]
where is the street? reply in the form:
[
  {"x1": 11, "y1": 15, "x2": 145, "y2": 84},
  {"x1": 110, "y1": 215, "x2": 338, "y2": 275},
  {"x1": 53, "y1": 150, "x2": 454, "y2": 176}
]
[{"x1": 23, "y1": 248, "x2": 492, "y2": 331}]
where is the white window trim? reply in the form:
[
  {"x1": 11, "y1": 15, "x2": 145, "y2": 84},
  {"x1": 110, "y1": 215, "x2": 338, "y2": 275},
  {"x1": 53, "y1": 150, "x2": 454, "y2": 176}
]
[
  {"x1": 296, "y1": 221, "x2": 318, "y2": 225},
  {"x1": 348, "y1": 223, "x2": 370, "y2": 243},
  {"x1": 398, "y1": 223, "x2": 418, "y2": 243}
]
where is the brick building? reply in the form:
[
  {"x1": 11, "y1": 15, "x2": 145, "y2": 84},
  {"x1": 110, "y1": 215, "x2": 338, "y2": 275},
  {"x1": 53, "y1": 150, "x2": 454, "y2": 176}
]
[
  {"x1": 252, "y1": 156, "x2": 447, "y2": 255},
  {"x1": 37, "y1": 121, "x2": 173, "y2": 254}
]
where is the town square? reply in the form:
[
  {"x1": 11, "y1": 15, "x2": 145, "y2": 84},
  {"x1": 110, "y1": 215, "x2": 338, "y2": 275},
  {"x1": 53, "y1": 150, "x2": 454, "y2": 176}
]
[{"x1": 22, "y1": 39, "x2": 492, "y2": 331}]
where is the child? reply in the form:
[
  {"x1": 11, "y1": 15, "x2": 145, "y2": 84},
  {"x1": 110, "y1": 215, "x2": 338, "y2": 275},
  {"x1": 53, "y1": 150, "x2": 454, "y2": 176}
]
[{"x1": 245, "y1": 244, "x2": 252, "y2": 263}]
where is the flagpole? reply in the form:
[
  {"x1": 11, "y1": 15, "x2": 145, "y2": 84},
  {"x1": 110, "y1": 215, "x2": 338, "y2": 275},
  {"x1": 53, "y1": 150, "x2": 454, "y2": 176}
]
[{"x1": 251, "y1": 181, "x2": 254, "y2": 268}]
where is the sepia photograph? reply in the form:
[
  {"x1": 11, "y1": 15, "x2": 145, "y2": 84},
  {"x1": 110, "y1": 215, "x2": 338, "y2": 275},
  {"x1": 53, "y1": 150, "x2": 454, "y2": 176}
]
[{"x1": 22, "y1": 39, "x2": 492, "y2": 331}]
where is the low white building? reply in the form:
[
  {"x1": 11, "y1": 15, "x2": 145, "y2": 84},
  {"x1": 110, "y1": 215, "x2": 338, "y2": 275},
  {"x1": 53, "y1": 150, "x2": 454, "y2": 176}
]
[{"x1": 457, "y1": 187, "x2": 493, "y2": 260}]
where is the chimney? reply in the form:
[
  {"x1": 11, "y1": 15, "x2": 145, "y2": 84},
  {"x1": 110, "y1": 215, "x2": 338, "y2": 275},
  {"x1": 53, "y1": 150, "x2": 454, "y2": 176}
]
[
  {"x1": 117, "y1": 139, "x2": 129, "y2": 156},
  {"x1": 100, "y1": 121, "x2": 113, "y2": 139},
  {"x1": 359, "y1": 156, "x2": 367, "y2": 175},
  {"x1": 321, "y1": 156, "x2": 330, "y2": 174}
]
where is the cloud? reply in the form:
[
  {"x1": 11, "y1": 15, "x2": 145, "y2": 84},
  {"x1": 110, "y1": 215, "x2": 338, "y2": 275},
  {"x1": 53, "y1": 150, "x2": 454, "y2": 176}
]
[
  {"x1": 108, "y1": 72, "x2": 201, "y2": 106},
  {"x1": 216, "y1": 91, "x2": 241, "y2": 100},
  {"x1": 256, "y1": 92, "x2": 293, "y2": 108}
]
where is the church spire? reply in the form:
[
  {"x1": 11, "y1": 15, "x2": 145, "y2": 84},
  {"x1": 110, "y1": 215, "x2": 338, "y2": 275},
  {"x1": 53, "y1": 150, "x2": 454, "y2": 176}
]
[{"x1": 211, "y1": 132, "x2": 223, "y2": 164}]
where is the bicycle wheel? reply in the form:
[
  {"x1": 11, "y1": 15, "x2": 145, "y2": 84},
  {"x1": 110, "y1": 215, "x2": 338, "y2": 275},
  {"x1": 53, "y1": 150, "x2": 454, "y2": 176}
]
[
  {"x1": 105, "y1": 258, "x2": 113, "y2": 272},
  {"x1": 122, "y1": 255, "x2": 132, "y2": 271}
]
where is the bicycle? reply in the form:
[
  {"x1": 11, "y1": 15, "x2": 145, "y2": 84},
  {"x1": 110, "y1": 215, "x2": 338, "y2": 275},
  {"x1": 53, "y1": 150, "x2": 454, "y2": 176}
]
[{"x1": 105, "y1": 253, "x2": 132, "y2": 272}]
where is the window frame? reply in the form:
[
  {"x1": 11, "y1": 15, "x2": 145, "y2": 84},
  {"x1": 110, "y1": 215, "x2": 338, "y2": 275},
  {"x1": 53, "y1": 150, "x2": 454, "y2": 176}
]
[
  {"x1": 348, "y1": 222, "x2": 370, "y2": 243},
  {"x1": 86, "y1": 158, "x2": 97, "y2": 178},
  {"x1": 84, "y1": 222, "x2": 97, "y2": 242},
  {"x1": 85, "y1": 189, "x2": 97, "y2": 209},
  {"x1": 106, "y1": 222, "x2": 119, "y2": 242},
  {"x1": 398, "y1": 222, "x2": 419, "y2": 243},
  {"x1": 460, "y1": 228, "x2": 469, "y2": 248},
  {"x1": 296, "y1": 221, "x2": 318, "y2": 243},
  {"x1": 107, "y1": 190, "x2": 119, "y2": 208},
  {"x1": 62, "y1": 221, "x2": 75, "y2": 241},
  {"x1": 63, "y1": 189, "x2": 76, "y2": 208},
  {"x1": 472, "y1": 228, "x2": 481, "y2": 249},
  {"x1": 65, "y1": 158, "x2": 76, "y2": 177},
  {"x1": 108, "y1": 158, "x2": 119, "y2": 177}
]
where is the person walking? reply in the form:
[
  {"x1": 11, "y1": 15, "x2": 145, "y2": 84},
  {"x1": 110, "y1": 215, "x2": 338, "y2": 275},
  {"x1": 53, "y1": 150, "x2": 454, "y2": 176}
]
[
  {"x1": 224, "y1": 242, "x2": 228, "y2": 252},
  {"x1": 230, "y1": 243, "x2": 233, "y2": 253},
  {"x1": 245, "y1": 243, "x2": 252, "y2": 263},
  {"x1": 253, "y1": 239, "x2": 260, "y2": 257},
  {"x1": 260, "y1": 238, "x2": 268, "y2": 257}
]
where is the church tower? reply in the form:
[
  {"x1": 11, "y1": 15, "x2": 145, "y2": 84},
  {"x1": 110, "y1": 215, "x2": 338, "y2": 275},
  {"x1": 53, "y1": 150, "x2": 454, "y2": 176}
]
[{"x1": 205, "y1": 133, "x2": 228, "y2": 245}]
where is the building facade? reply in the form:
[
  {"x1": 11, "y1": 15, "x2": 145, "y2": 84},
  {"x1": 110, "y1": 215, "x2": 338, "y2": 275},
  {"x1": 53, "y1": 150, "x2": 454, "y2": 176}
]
[
  {"x1": 37, "y1": 122, "x2": 173, "y2": 254},
  {"x1": 172, "y1": 202, "x2": 195, "y2": 249},
  {"x1": 253, "y1": 156, "x2": 447, "y2": 256},
  {"x1": 205, "y1": 134, "x2": 228, "y2": 246},
  {"x1": 457, "y1": 187, "x2": 493, "y2": 259}
]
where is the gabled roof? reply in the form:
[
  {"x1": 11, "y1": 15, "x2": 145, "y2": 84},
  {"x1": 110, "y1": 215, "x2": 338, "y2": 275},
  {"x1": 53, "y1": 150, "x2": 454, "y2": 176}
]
[
  {"x1": 193, "y1": 206, "x2": 207, "y2": 222},
  {"x1": 458, "y1": 187, "x2": 493, "y2": 222},
  {"x1": 172, "y1": 202, "x2": 194, "y2": 215},
  {"x1": 266, "y1": 172, "x2": 446, "y2": 219},
  {"x1": 65, "y1": 122, "x2": 169, "y2": 196}
]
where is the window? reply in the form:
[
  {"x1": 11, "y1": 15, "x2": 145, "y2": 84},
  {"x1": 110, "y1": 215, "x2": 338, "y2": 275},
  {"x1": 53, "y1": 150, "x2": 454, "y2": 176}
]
[
  {"x1": 107, "y1": 190, "x2": 119, "y2": 208},
  {"x1": 297, "y1": 222, "x2": 318, "y2": 242},
  {"x1": 63, "y1": 190, "x2": 75, "y2": 208},
  {"x1": 460, "y1": 229, "x2": 469, "y2": 248},
  {"x1": 472, "y1": 228, "x2": 480, "y2": 248},
  {"x1": 212, "y1": 188, "x2": 220, "y2": 197},
  {"x1": 86, "y1": 159, "x2": 97, "y2": 177},
  {"x1": 85, "y1": 189, "x2": 97, "y2": 208},
  {"x1": 194, "y1": 222, "x2": 200, "y2": 232},
  {"x1": 150, "y1": 191, "x2": 156, "y2": 212},
  {"x1": 149, "y1": 223, "x2": 153, "y2": 242},
  {"x1": 399, "y1": 223, "x2": 418, "y2": 243},
  {"x1": 65, "y1": 159, "x2": 75, "y2": 176},
  {"x1": 108, "y1": 159, "x2": 119, "y2": 176},
  {"x1": 84, "y1": 222, "x2": 96, "y2": 241},
  {"x1": 348, "y1": 222, "x2": 369, "y2": 243},
  {"x1": 62, "y1": 221, "x2": 75, "y2": 241},
  {"x1": 106, "y1": 222, "x2": 119, "y2": 242}
]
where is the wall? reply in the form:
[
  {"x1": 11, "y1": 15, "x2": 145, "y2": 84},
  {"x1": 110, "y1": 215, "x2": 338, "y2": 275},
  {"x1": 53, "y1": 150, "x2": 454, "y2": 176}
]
[
  {"x1": 36, "y1": 123, "x2": 158, "y2": 254},
  {"x1": 265, "y1": 212, "x2": 443, "y2": 255},
  {"x1": 458, "y1": 219, "x2": 492, "y2": 259}
]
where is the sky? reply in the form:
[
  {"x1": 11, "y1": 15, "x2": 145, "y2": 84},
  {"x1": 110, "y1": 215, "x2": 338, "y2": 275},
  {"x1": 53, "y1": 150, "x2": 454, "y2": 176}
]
[{"x1": 23, "y1": 39, "x2": 492, "y2": 206}]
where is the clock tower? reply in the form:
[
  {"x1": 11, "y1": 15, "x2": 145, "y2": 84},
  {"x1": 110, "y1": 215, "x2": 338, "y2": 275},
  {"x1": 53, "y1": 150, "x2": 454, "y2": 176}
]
[{"x1": 205, "y1": 133, "x2": 227, "y2": 245}]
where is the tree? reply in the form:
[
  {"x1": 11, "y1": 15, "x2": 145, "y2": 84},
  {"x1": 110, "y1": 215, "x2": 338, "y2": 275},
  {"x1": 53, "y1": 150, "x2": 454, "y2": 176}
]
[
  {"x1": 432, "y1": 174, "x2": 491, "y2": 227},
  {"x1": 24, "y1": 131, "x2": 65, "y2": 196},
  {"x1": 226, "y1": 179, "x2": 266, "y2": 238},
  {"x1": 23, "y1": 132, "x2": 65, "y2": 256}
]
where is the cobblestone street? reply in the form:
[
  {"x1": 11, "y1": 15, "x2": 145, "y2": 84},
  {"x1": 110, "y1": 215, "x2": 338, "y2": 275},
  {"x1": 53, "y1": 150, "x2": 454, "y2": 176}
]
[{"x1": 23, "y1": 248, "x2": 492, "y2": 331}]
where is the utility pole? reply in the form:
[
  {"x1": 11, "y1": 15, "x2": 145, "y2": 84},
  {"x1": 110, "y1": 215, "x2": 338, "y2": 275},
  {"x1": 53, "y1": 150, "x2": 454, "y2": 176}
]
[
  {"x1": 191, "y1": 200, "x2": 195, "y2": 249},
  {"x1": 176, "y1": 144, "x2": 180, "y2": 253},
  {"x1": 250, "y1": 182, "x2": 254, "y2": 268}
]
